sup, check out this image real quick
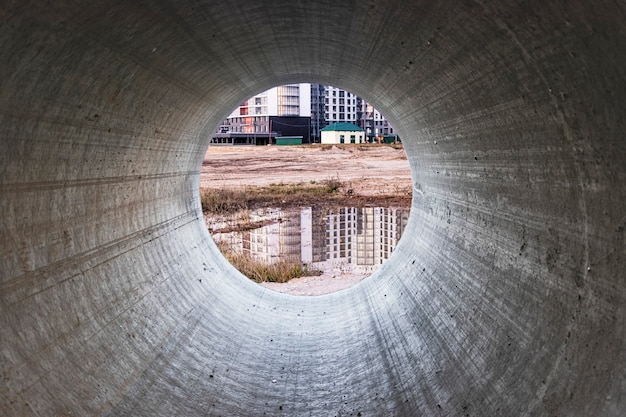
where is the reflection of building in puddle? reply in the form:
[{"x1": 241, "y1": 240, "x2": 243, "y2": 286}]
[
  {"x1": 322, "y1": 207, "x2": 409, "y2": 275},
  {"x1": 300, "y1": 207, "x2": 327, "y2": 264},
  {"x1": 215, "y1": 206, "x2": 409, "y2": 276},
  {"x1": 357, "y1": 207, "x2": 408, "y2": 266},
  {"x1": 242, "y1": 208, "x2": 303, "y2": 263}
]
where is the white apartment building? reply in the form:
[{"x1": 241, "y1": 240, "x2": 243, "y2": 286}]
[
  {"x1": 225, "y1": 83, "x2": 311, "y2": 134},
  {"x1": 323, "y1": 86, "x2": 359, "y2": 124},
  {"x1": 215, "y1": 83, "x2": 394, "y2": 143},
  {"x1": 310, "y1": 84, "x2": 396, "y2": 142},
  {"x1": 361, "y1": 102, "x2": 396, "y2": 137}
]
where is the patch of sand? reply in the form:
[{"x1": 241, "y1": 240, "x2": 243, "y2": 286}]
[
  {"x1": 259, "y1": 273, "x2": 367, "y2": 296},
  {"x1": 200, "y1": 144, "x2": 412, "y2": 196}
]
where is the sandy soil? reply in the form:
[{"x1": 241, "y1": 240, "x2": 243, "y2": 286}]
[
  {"x1": 200, "y1": 144, "x2": 412, "y2": 295},
  {"x1": 258, "y1": 273, "x2": 367, "y2": 296},
  {"x1": 200, "y1": 144, "x2": 412, "y2": 197}
]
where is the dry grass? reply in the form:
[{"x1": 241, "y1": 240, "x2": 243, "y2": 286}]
[
  {"x1": 216, "y1": 241, "x2": 319, "y2": 283},
  {"x1": 201, "y1": 176, "x2": 412, "y2": 215},
  {"x1": 201, "y1": 178, "x2": 346, "y2": 214},
  {"x1": 200, "y1": 188, "x2": 249, "y2": 213}
]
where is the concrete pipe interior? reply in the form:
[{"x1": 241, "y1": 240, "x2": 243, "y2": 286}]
[{"x1": 1, "y1": 1, "x2": 625, "y2": 416}]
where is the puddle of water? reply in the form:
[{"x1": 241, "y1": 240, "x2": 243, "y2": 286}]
[{"x1": 210, "y1": 206, "x2": 409, "y2": 277}]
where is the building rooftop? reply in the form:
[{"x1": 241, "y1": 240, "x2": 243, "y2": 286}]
[{"x1": 320, "y1": 122, "x2": 363, "y2": 132}]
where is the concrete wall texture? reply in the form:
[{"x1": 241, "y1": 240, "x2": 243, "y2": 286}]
[{"x1": 1, "y1": 1, "x2": 624, "y2": 416}]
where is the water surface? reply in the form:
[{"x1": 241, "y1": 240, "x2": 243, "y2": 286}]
[{"x1": 211, "y1": 206, "x2": 409, "y2": 277}]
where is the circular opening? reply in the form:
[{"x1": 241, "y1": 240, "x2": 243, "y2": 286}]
[{"x1": 200, "y1": 83, "x2": 412, "y2": 295}]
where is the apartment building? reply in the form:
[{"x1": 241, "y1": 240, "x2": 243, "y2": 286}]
[
  {"x1": 212, "y1": 83, "x2": 312, "y2": 145},
  {"x1": 310, "y1": 84, "x2": 396, "y2": 142},
  {"x1": 213, "y1": 83, "x2": 396, "y2": 144}
]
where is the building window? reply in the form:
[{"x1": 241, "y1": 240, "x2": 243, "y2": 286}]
[{"x1": 340, "y1": 135, "x2": 345, "y2": 144}]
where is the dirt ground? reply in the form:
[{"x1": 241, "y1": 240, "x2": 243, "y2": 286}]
[
  {"x1": 200, "y1": 144, "x2": 412, "y2": 295},
  {"x1": 200, "y1": 144, "x2": 412, "y2": 197},
  {"x1": 259, "y1": 273, "x2": 367, "y2": 296}
]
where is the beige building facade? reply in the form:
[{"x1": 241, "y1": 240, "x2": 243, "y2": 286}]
[{"x1": 320, "y1": 122, "x2": 365, "y2": 144}]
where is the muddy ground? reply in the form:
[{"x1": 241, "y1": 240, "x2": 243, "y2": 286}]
[{"x1": 200, "y1": 144, "x2": 413, "y2": 295}]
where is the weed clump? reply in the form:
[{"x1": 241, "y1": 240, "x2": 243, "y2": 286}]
[
  {"x1": 322, "y1": 177, "x2": 342, "y2": 193},
  {"x1": 216, "y1": 241, "x2": 319, "y2": 283},
  {"x1": 200, "y1": 179, "x2": 345, "y2": 214},
  {"x1": 201, "y1": 188, "x2": 248, "y2": 213}
]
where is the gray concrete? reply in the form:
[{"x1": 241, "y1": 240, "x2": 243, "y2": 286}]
[{"x1": 1, "y1": 1, "x2": 625, "y2": 415}]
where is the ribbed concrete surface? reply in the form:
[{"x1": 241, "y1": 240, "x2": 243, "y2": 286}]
[{"x1": 1, "y1": 1, "x2": 625, "y2": 416}]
